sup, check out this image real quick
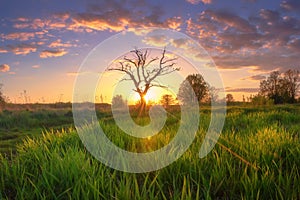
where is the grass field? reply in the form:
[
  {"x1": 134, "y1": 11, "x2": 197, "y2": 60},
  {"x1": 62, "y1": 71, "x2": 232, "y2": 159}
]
[
  {"x1": 0, "y1": 104, "x2": 299, "y2": 199},
  {"x1": 0, "y1": 107, "x2": 74, "y2": 154}
]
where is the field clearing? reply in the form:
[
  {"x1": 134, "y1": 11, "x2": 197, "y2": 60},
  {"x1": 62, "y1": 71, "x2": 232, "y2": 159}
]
[{"x1": 0, "y1": 104, "x2": 299, "y2": 199}]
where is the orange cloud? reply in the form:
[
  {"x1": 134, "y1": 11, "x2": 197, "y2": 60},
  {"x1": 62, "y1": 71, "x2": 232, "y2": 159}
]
[
  {"x1": 241, "y1": 74, "x2": 266, "y2": 81},
  {"x1": 6, "y1": 44, "x2": 37, "y2": 55},
  {"x1": 171, "y1": 38, "x2": 192, "y2": 49},
  {"x1": 40, "y1": 49, "x2": 68, "y2": 58},
  {"x1": 70, "y1": 13, "x2": 182, "y2": 33},
  {"x1": 49, "y1": 39, "x2": 74, "y2": 48},
  {"x1": 184, "y1": 8, "x2": 300, "y2": 72},
  {"x1": 165, "y1": 17, "x2": 182, "y2": 30},
  {"x1": 15, "y1": 17, "x2": 29, "y2": 22},
  {"x1": 142, "y1": 35, "x2": 169, "y2": 47},
  {"x1": 186, "y1": 0, "x2": 212, "y2": 4},
  {"x1": 1, "y1": 32, "x2": 35, "y2": 41},
  {"x1": 0, "y1": 48, "x2": 8, "y2": 53},
  {"x1": 226, "y1": 87, "x2": 259, "y2": 93},
  {"x1": 66, "y1": 72, "x2": 79, "y2": 76},
  {"x1": 71, "y1": 14, "x2": 126, "y2": 32},
  {"x1": 66, "y1": 71, "x2": 92, "y2": 76},
  {"x1": 0, "y1": 64, "x2": 10, "y2": 72},
  {"x1": 10, "y1": 2, "x2": 182, "y2": 36},
  {"x1": 32, "y1": 65, "x2": 40, "y2": 69},
  {"x1": 13, "y1": 17, "x2": 68, "y2": 31}
]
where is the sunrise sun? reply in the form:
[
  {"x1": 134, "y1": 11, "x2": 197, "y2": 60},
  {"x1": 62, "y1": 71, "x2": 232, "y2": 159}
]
[{"x1": 131, "y1": 90, "x2": 158, "y2": 104}]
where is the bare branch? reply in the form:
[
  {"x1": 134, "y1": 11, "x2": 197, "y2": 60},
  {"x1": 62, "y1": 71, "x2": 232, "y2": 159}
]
[
  {"x1": 161, "y1": 57, "x2": 177, "y2": 65},
  {"x1": 123, "y1": 57, "x2": 137, "y2": 68},
  {"x1": 149, "y1": 83, "x2": 168, "y2": 89},
  {"x1": 108, "y1": 66, "x2": 139, "y2": 89},
  {"x1": 119, "y1": 78, "x2": 133, "y2": 82},
  {"x1": 145, "y1": 57, "x2": 159, "y2": 67},
  {"x1": 148, "y1": 48, "x2": 179, "y2": 82}
]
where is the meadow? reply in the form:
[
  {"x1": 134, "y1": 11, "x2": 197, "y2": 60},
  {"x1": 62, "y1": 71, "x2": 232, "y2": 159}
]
[{"x1": 0, "y1": 104, "x2": 299, "y2": 199}]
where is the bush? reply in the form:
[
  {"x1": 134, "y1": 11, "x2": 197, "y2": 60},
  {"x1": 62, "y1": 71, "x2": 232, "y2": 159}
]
[{"x1": 251, "y1": 94, "x2": 274, "y2": 106}]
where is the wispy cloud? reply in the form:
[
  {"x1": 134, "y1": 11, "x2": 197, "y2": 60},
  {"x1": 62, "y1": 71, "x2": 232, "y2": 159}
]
[
  {"x1": 9, "y1": 1, "x2": 182, "y2": 35},
  {"x1": 40, "y1": 49, "x2": 68, "y2": 58},
  {"x1": 0, "y1": 48, "x2": 8, "y2": 53},
  {"x1": 6, "y1": 43, "x2": 37, "y2": 55},
  {"x1": 69, "y1": 12, "x2": 181, "y2": 33},
  {"x1": 186, "y1": 0, "x2": 212, "y2": 5},
  {"x1": 32, "y1": 65, "x2": 40, "y2": 69},
  {"x1": 66, "y1": 72, "x2": 79, "y2": 76},
  {"x1": 0, "y1": 0, "x2": 299, "y2": 75},
  {"x1": 226, "y1": 87, "x2": 259, "y2": 93},
  {"x1": 280, "y1": 0, "x2": 300, "y2": 11},
  {"x1": 165, "y1": 17, "x2": 182, "y2": 30},
  {"x1": 185, "y1": 8, "x2": 300, "y2": 72},
  {"x1": 1, "y1": 32, "x2": 35, "y2": 41},
  {"x1": 71, "y1": 13, "x2": 128, "y2": 32},
  {"x1": 48, "y1": 39, "x2": 74, "y2": 48},
  {"x1": 12, "y1": 17, "x2": 68, "y2": 30},
  {"x1": 241, "y1": 74, "x2": 266, "y2": 81},
  {"x1": 0, "y1": 64, "x2": 10, "y2": 72},
  {"x1": 142, "y1": 35, "x2": 169, "y2": 47},
  {"x1": 66, "y1": 71, "x2": 94, "y2": 76},
  {"x1": 287, "y1": 38, "x2": 300, "y2": 51},
  {"x1": 0, "y1": 1, "x2": 180, "y2": 60},
  {"x1": 0, "y1": 32, "x2": 35, "y2": 41}
]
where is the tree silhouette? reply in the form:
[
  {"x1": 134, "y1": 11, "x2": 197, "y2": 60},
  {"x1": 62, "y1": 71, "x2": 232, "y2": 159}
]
[
  {"x1": 259, "y1": 69, "x2": 299, "y2": 104},
  {"x1": 111, "y1": 94, "x2": 126, "y2": 109},
  {"x1": 108, "y1": 48, "x2": 179, "y2": 115},
  {"x1": 159, "y1": 94, "x2": 175, "y2": 108},
  {"x1": 260, "y1": 71, "x2": 283, "y2": 104},
  {"x1": 208, "y1": 86, "x2": 219, "y2": 103},
  {"x1": 282, "y1": 69, "x2": 299, "y2": 103},
  {"x1": 0, "y1": 84, "x2": 6, "y2": 110},
  {"x1": 177, "y1": 74, "x2": 208, "y2": 105},
  {"x1": 226, "y1": 93, "x2": 234, "y2": 104}
]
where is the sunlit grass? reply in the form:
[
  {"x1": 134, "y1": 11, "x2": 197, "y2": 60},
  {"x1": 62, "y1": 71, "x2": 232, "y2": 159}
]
[
  {"x1": 0, "y1": 105, "x2": 299, "y2": 199},
  {"x1": 0, "y1": 109, "x2": 74, "y2": 154}
]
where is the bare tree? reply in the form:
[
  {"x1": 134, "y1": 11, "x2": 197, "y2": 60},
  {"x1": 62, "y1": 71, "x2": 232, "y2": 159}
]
[{"x1": 108, "y1": 48, "x2": 179, "y2": 115}]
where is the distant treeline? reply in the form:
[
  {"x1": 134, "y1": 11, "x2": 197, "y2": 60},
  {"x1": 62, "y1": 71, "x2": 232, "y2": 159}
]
[
  {"x1": 1, "y1": 102, "x2": 112, "y2": 111},
  {"x1": 255, "y1": 69, "x2": 299, "y2": 105}
]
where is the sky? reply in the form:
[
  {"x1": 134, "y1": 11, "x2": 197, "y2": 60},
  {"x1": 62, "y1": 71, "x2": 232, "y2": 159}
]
[{"x1": 0, "y1": 0, "x2": 299, "y2": 103}]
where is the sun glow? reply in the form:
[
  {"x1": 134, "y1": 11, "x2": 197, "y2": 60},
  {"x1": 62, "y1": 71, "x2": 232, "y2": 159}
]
[{"x1": 131, "y1": 90, "x2": 158, "y2": 104}]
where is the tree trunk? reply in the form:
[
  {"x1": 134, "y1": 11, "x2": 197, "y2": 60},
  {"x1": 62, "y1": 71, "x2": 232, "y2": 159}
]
[
  {"x1": 137, "y1": 84, "x2": 150, "y2": 117},
  {"x1": 138, "y1": 93, "x2": 146, "y2": 117}
]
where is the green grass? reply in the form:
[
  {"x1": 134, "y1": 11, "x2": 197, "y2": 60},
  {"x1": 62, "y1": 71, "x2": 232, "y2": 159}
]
[
  {"x1": 0, "y1": 105, "x2": 299, "y2": 199},
  {"x1": 0, "y1": 109, "x2": 74, "y2": 154}
]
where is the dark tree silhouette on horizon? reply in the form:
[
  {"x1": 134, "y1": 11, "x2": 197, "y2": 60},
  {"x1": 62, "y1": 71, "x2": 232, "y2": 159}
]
[
  {"x1": 226, "y1": 93, "x2": 234, "y2": 104},
  {"x1": 177, "y1": 74, "x2": 209, "y2": 105},
  {"x1": 259, "y1": 69, "x2": 299, "y2": 104},
  {"x1": 111, "y1": 94, "x2": 127, "y2": 109},
  {"x1": 107, "y1": 48, "x2": 179, "y2": 115},
  {"x1": 160, "y1": 94, "x2": 175, "y2": 108},
  {"x1": 0, "y1": 84, "x2": 6, "y2": 110}
]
